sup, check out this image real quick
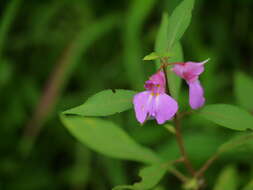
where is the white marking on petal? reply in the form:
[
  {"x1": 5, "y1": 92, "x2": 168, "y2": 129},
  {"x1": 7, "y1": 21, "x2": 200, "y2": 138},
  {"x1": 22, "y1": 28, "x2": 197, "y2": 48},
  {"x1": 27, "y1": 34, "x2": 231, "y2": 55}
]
[
  {"x1": 147, "y1": 94, "x2": 153, "y2": 105},
  {"x1": 154, "y1": 94, "x2": 161, "y2": 113},
  {"x1": 200, "y1": 58, "x2": 210, "y2": 65}
]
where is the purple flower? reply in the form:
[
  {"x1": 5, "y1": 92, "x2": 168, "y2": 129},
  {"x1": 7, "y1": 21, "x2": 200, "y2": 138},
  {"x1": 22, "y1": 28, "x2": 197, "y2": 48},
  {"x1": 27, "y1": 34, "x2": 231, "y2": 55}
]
[
  {"x1": 133, "y1": 71, "x2": 178, "y2": 124},
  {"x1": 172, "y1": 59, "x2": 209, "y2": 109}
]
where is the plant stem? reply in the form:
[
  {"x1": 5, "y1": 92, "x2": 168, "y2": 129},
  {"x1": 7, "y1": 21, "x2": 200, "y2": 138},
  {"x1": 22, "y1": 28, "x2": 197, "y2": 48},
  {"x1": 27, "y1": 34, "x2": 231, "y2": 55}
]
[
  {"x1": 169, "y1": 167, "x2": 189, "y2": 183},
  {"x1": 161, "y1": 63, "x2": 195, "y2": 177},
  {"x1": 195, "y1": 153, "x2": 219, "y2": 178},
  {"x1": 174, "y1": 114, "x2": 196, "y2": 176}
]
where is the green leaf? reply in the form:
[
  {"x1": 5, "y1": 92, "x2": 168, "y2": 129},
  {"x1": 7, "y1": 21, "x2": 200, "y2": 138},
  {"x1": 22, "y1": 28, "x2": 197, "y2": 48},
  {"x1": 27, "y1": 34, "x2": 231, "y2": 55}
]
[
  {"x1": 213, "y1": 165, "x2": 239, "y2": 190},
  {"x1": 218, "y1": 133, "x2": 253, "y2": 153},
  {"x1": 113, "y1": 163, "x2": 168, "y2": 190},
  {"x1": 154, "y1": 13, "x2": 183, "y2": 99},
  {"x1": 198, "y1": 104, "x2": 253, "y2": 131},
  {"x1": 166, "y1": 43, "x2": 183, "y2": 99},
  {"x1": 64, "y1": 89, "x2": 136, "y2": 116},
  {"x1": 155, "y1": 13, "x2": 169, "y2": 55},
  {"x1": 155, "y1": 0, "x2": 195, "y2": 53},
  {"x1": 143, "y1": 52, "x2": 161, "y2": 61},
  {"x1": 167, "y1": 0, "x2": 195, "y2": 50},
  {"x1": 155, "y1": 10, "x2": 184, "y2": 99},
  {"x1": 60, "y1": 116, "x2": 160, "y2": 164},
  {"x1": 234, "y1": 72, "x2": 253, "y2": 111},
  {"x1": 133, "y1": 164, "x2": 168, "y2": 190},
  {"x1": 143, "y1": 52, "x2": 172, "y2": 61}
]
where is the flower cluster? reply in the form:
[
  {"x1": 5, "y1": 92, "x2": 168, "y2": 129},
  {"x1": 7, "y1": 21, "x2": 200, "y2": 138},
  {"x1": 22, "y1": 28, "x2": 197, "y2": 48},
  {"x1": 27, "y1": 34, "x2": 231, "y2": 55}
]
[{"x1": 133, "y1": 60, "x2": 208, "y2": 124}]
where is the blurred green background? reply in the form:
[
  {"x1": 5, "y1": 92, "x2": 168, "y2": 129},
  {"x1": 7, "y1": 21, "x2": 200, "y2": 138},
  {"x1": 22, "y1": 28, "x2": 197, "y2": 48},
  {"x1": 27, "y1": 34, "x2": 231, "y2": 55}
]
[{"x1": 0, "y1": 0, "x2": 253, "y2": 189}]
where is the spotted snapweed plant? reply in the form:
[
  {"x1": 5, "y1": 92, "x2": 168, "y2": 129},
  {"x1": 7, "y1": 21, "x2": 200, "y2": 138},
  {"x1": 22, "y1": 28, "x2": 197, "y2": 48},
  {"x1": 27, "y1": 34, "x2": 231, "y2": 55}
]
[{"x1": 60, "y1": 0, "x2": 253, "y2": 189}]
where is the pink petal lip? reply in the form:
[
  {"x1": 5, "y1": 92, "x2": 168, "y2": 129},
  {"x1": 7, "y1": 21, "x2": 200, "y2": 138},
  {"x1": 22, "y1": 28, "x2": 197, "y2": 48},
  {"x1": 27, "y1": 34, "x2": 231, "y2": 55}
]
[
  {"x1": 188, "y1": 80, "x2": 205, "y2": 109},
  {"x1": 133, "y1": 91, "x2": 178, "y2": 124},
  {"x1": 133, "y1": 91, "x2": 151, "y2": 124},
  {"x1": 172, "y1": 59, "x2": 209, "y2": 82},
  {"x1": 133, "y1": 70, "x2": 179, "y2": 124},
  {"x1": 154, "y1": 93, "x2": 178, "y2": 124}
]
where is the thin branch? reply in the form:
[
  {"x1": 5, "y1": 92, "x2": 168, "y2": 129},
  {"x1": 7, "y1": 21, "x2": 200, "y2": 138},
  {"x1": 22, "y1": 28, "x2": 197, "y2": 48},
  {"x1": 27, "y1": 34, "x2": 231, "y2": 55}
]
[
  {"x1": 165, "y1": 158, "x2": 189, "y2": 183},
  {"x1": 174, "y1": 114, "x2": 196, "y2": 176},
  {"x1": 161, "y1": 62, "x2": 195, "y2": 176},
  {"x1": 169, "y1": 167, "x2": 189, "y2": 183},
  {"x1": 195, "y1": 153, "x2": 219, "y2": 178},
  {"x1": 172, "y1": 157, "x2": 184, "y2": 164}
]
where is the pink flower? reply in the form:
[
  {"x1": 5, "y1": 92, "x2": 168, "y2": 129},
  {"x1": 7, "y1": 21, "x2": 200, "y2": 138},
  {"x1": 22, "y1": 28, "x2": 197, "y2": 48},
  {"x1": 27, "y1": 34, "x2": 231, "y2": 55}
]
[
  {"x1": 133, "y1": 71, "x2": 178, "y2": 124},
  {"x1": 172, "y1": 59, "x2": 209, "y2": 109}
]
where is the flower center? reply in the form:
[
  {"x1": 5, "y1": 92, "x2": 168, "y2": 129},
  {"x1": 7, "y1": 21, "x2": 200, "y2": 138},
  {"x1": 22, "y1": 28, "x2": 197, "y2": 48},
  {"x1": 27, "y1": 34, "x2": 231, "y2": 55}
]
[{"x1": 151, "y1": 92, "x2": 160, "y2": 96}]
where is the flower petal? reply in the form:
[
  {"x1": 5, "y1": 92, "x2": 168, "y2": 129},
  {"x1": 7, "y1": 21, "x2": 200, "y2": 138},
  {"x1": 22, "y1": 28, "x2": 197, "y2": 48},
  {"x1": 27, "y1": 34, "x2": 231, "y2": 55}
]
[
  {"x1": 172, "y1": 60, "x2": 208, "y2": 82},
  {"x1": 149, "y1": 70, "x2": 166, "y2": 85},
  {"x1": 172, "y1": 64, "x2": 184, "y2": 78},
  {"x1": 154, "y1": 94, "x2": 178, "y2": 124},
  {"x1": 133, "y1": 91, "x2": 153, "y2": 124},
  {"x1": 144, "y1": 71, "x2": 166, "y2": 93},
  {"x1": 188, "y1": 80, "x2": 205, "y2": 109},
  {"x1": 185, "y1": 62, "x2": 204, "y2": 78}
]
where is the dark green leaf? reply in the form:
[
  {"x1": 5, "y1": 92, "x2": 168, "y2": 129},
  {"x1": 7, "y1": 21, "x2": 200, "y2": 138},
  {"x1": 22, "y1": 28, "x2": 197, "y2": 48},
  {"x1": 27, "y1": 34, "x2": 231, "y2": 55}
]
[
  {"x1": 64, "y1": 89, "x2": 136, "y2": 116},
  {"x1": 60, "y1": 116, "x2": 160, "y2": 164},
  {"x1": 198, "y1": 104, "x2": 253, "y2": 131}
]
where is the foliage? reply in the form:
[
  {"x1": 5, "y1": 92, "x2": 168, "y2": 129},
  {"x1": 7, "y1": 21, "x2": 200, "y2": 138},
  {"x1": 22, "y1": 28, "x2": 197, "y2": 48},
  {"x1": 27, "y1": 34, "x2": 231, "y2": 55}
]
[{"x1": 0, "y1": 0, "x2": 253, "y2": 189}]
